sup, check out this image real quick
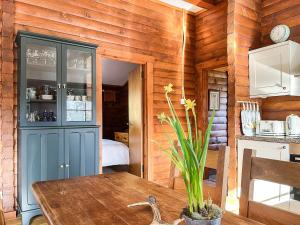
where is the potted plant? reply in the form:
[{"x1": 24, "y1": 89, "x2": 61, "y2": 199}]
[{"x1": 157, "y1": 84, "x2": 222, "y2": 225}]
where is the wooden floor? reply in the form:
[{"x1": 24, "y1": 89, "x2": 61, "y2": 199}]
[{"x1": 6, "y1": 216, "x2": 47, "y2": 225}]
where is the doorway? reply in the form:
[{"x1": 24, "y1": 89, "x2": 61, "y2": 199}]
[
  {"x1": 101, "y1": 58, "x2": 144, "y2": 177},
  {"x1": 206, "y1": 66, "x2": 228, "y2": 182}
]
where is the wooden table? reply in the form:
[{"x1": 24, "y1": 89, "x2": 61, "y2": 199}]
[{"x1": 32, "y1": 173, "x2": 263, "y2": 225}]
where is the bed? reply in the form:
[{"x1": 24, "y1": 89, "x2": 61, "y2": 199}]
[{"x1": 102, "y1": 139, "x2": 130, "y2": 167}]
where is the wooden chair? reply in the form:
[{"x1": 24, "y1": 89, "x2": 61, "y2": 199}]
[
  {"x1": 240, "y1": 149, "x2": 300, "y2": 225},
  {"x1": 168, "y1": 145, "x2": 230, "y2": 209},
  {"x1": 0, "y1": 200, "x2": 5, "y2": 225}
]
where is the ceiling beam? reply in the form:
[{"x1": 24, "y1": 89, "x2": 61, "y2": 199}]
[{"x1": 185, "y1": 0, "x2": 215, "y2": 9}]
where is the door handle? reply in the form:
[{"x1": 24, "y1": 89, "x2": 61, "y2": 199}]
[
  {"x1": 63, "y1": 84, "x2": 66, "y2": 89},
  {"x1": 58, "y1": 83, "x2": 61, "y2": 89}
]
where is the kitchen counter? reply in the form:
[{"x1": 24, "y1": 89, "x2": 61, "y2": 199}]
[{"x1": 237, "y1": 135, "x2": 300, "y2": 144}]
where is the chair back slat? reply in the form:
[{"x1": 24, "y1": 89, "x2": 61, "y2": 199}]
[
  {"x1": 169, "y1": 145, "x2": 230, "y2": 210},
  {"x1": 240, "y1": 148, "x2": 300, "y2": 225},
  {"x1": 248, "y1": 201, "x2": 300, "y2": 225},
  {"x1": 251, "y1": 157, "x2": 300, "y2": 188}
]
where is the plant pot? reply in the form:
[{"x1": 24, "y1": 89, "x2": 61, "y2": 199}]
[{"x1": 182, "y1": 214, "x2": 222, "y2": 225}]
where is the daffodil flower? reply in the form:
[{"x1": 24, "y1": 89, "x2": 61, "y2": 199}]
[
  {"x1": 164, "y1": 83, "x2": 174, "y2": 94},
  {"x1": 184, "y1": 99, "x2": 196, "y2": 110},
  {"x1": 157, "y1": 112, "x2": 167, "y2": 124}
]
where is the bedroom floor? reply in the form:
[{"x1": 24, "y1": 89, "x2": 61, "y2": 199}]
[{"x1": 102, "y1": 165, "x2": 129, "y2": 174}]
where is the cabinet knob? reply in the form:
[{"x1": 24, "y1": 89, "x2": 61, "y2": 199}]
[
  {"x1": 65, "y1": 164, "x2": 70, "y2": 168},
  {"x1": 57, "y1": 83, "x2": 61, "y2": 89},
  {"x1": 282, "y1": 146, "x2": 287, "y2": 149},
  {"x1": 60, "y1": 165, "x2": 64, "y2": 168},
  {"x1": 282, "y1": 87, "x2": 287, "y2": 90},
  {"x1": 63, "y1": 84, "x2": 66, "y2": 89}
]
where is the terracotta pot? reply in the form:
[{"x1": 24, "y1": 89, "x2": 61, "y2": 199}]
[{"x1": 182, "y1": 214, "x2": 222, "y2": 225}]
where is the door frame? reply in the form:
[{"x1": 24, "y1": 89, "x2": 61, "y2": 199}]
[{"x1": 96, "y1": 48, "x2": 154, "y2": 180}]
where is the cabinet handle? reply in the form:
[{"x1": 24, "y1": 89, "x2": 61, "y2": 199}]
[
  {"x1": 58, "y1": 83, "x2": 61, "y2": 89},
  {"x1": 60, "y1": 164, "x2": 64, "y2": 168},
  {"x1": 282, "y1": 146, "x2": 287, "y2": 150},
  {"x1": 63, "y1": 84, "x2": 66, "y2": 89},
  {"x1": 65, "y1": 164, "x2": 69, "y2": 168}
]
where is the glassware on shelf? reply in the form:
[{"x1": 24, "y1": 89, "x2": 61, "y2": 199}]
[
  {"x1": 27, "y1": 87, "x2": 37, "y2": 100},
  {"x1": 27, "y1": 111, "x2": 38, "y2": 122},
  {"x1": 42, "y1": 110, "x2": 48, "y2": 121},
  {"x1": 67, "y1": 56, "x2": 88, "y2": 69},
  {"x1": 26, "y1": 47, "x2": 56, "y2": 66},
  {"x1": 77, "y1": 57, "x2": 85, "y2": 69},
  {"x1": 42, "y1": 85, "x2": 50, "y2": 95},
  {"x1": 81, "y1": 95, "x2": 87, "y2": 101}
]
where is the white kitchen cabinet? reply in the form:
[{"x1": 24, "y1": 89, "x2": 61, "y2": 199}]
[
  {"x1": 237, "y1": 140, "x2": 290, "y2": 204},
  {"x1": 249, "y1": 41, "x2": 300, "y2": 98}
]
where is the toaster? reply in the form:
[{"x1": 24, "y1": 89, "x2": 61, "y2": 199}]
[{"x1": 257, "y1": 120, "x2": 286, "y2": 136}]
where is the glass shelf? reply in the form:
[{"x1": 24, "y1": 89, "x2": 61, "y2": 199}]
[{"x1": 27, "y1": 99, "x2": 57, "y2": 103}]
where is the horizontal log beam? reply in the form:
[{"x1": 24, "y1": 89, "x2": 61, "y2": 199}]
[{"x1": 185, "y1": 0, "x2": 215, "y2": 9}]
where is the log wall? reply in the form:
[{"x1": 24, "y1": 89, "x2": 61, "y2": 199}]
[
  {"x1": 260, "y1": 1, "x2": 300, "y2": 120},
  {"x1": 0, "y1": 0, "x2": 196, "y2": 212},
  {"x1": 227, "y1": 0, "x2": 262, "y2": 192},
  {"x1": 195, "y1": 1, "x2": 228, "y2": 69},
  {"x1": 208, "y1": 70, "x2": 228, "y2": 150},
  {"x1": 102, "y1": 84, "x2": 129, "y2": 140},
  {"x1": 0, "y1": 0, "x2": 15, "y2": 214},
  {"x1": 195, "y1": 0, "x2": 232, "y2": 188}
]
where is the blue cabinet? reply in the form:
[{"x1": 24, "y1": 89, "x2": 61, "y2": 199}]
[
  {"x1": 65, "y1": 128, "x2": 99, "y2": 178},
  {"x1": 18, "y1": 127, "x2": 99, "y2": 225},
  {"x1": 18, "y1": 129, "x2": 64, "y2": 224},
  {"x1": 17, "y1": 31, "x2": 97, "y2": 127},
  {"x1": 17, "y1": 32, "x2": 99, "y2": 225}
]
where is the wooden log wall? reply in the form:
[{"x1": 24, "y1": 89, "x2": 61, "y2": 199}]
[
  {"x1": 102, "y1": 84, "x2": 129, "y2": 140},
  {"x1": 0, "y1": 0, "x2": 197, "y2": 213},
  {"x1": 195, "y1": 0, "x2": 228, "y2": 148},
  {"x1": 195, "y1": 0, "x2": 230, "y2": 186},
  {"x1": 208, "y1": 70, "x2": 228, "y2": 150},
  {"x1": 261, "y1": 1, "x2": 300, "y2": 120},
  {"x1": 227, "y1": 0, "x2": 262, "y2": 193},
  {"x1": 195, "y1": 1, "x2": 228, "y2": 69},
  {"x1": 0, "y1": 0, "x2": 15, "y2": 214}
]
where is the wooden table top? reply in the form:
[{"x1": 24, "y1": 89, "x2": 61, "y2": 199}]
[{"x1": 32, "y1": 173, "x2": 264, "y2": 225}]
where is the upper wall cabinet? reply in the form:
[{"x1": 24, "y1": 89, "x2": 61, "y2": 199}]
[
  {"x1": 17, "y1": 31, "x2": 97, "y2": 127},
  {"x1": 249, "y1": 41, "x2": 300, "y2": 98}
]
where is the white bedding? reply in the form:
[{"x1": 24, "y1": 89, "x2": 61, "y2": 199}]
[{"x1": 102, "y1": 139, "x2": 129, "y2": 167}]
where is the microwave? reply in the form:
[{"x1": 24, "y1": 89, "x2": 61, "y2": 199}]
[{"x1": 257, "y1": 120, "x2": 286, "y2": 136}]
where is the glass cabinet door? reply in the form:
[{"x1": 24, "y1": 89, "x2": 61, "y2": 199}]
[
  {"x1": 62, "y1": 45, "x2": 95, "y2": 125},
  {"x1": 20, "y1": 38, "x2": 61, "y2": 126}
]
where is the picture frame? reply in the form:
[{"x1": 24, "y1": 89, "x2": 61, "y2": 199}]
[{"x1": 209, "y1": 90, "x2": 220, "y2": 110}]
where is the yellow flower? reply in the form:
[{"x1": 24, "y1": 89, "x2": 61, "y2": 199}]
[
  {"x1": 157, "y1": 112, "x2": 167, "y2": 124},
  {"x1": 164, "y1": 83, "x2": 174, "y2": 94},
  {"x1": 184, "y1": 99, "x2": 196, "y2": 110}
]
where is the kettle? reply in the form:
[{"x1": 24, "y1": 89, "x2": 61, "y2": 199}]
[{"x1": 286, "y1": 114, "x2": 300, "y2": 137}]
